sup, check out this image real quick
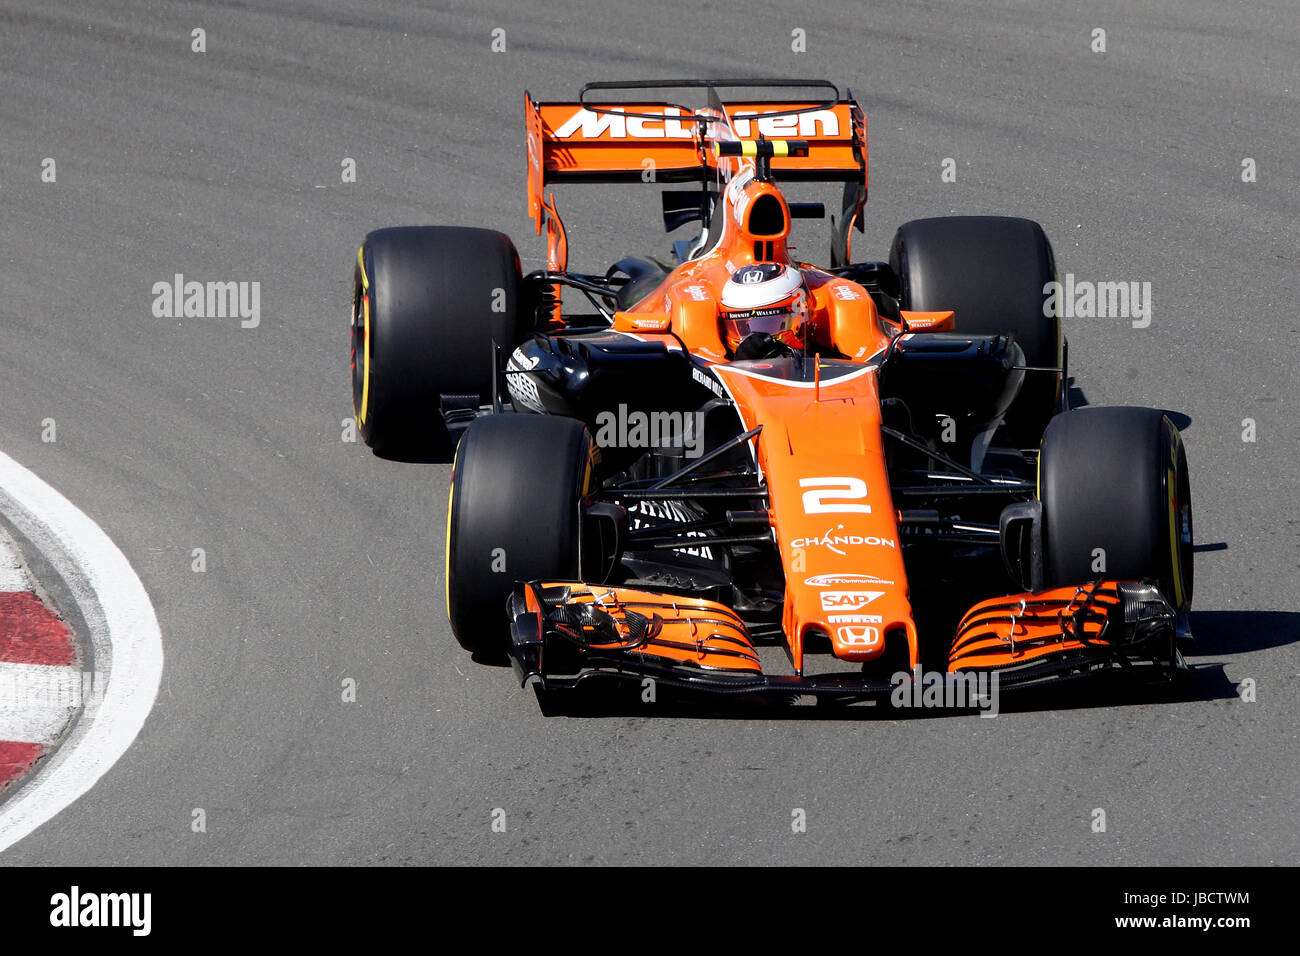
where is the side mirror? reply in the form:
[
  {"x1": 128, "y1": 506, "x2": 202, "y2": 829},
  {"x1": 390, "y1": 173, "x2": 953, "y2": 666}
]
[{"x1": 900, "y1": 310, "x2": 955, "y2": 332}]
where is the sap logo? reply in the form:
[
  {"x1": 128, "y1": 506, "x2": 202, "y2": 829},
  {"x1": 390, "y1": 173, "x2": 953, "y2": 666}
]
[
  {"x1": 729, "y1": 110, "x2": 841, "y2": 139},
  {"x1": 691, "y1": 366, "x2": 727, "y2": 399},
  {"x1": 554, "y1": 108, "x2": 695, "y2": 140},
  {"x1": 820, "y1": 590, "x2": 884, "y2": 612},
  {"x1": 805, "y1": 573, "x2": 894, "y2": 588},
  {"x1": 837, "y1": 625, "x2": 880, "y2": 647}
]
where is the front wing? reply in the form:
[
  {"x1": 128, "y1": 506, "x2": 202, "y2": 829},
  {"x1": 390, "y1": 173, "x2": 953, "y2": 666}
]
[{"x1": 506, "y1": 579, "x2": 1183, "y2": 704}]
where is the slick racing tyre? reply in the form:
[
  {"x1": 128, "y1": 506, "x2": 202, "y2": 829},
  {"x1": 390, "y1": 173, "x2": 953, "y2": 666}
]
[
  {"x1": 446, "y1": 415, "x2": 593, "y2": 656},
  {"x1": 351, "y1": 226, "x2": 526, "y2": 455},
  {"x1": 889, "y1": 216, "x2": 1062, "y2": 447},
  {"x1": 1038, "y1": 406, "x2": 1193, "y2": 613}
]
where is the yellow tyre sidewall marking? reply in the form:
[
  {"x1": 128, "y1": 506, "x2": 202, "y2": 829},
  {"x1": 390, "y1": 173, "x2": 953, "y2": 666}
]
[
  {"x1": 359, "y1": 293, "x2": 371, "y2": 425},
  {"x1": 445, "y1": 442, "x2": 459, "y2": 621},
  {"x1": 355, "y1": 245, "x2": 371, "y2": 426}
]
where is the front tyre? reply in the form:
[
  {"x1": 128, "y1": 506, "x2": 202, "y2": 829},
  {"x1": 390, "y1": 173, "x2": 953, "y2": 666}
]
[
  {"x1": 1038, "y1": 406, "x2": 1193, "y2": 613},
  {"x1": 446, "y1": 415, "x2": 593, "y2": 656}
]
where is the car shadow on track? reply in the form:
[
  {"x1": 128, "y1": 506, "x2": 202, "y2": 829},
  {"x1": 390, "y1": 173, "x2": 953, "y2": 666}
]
[
  {"x1": 529, "y1": 609, "x2": 1296, "y2": 721},
  {"x1": 1184, "y1": 609, "x2": 1298, "y2": 656},
  {"x1": 372, "y1": 447, "x2": 454, "y2": 465}
]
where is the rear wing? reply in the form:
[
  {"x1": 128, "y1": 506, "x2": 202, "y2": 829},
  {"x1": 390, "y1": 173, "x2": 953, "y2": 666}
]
[{"x1": 525, "y1": 80, "x2": 869, "y2": 265}]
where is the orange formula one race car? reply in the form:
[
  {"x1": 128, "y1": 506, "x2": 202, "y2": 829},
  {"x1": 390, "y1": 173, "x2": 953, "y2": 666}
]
[{"x1": 348, "y1": 80, "x2": 1194, "y2": 706}]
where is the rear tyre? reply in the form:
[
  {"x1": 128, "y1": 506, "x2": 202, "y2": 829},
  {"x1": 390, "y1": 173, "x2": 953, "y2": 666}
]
[
  {"x1": 351, "y1": 226, "x2": 526, "y2": 455},
  {"x1": 889, "y1": 216, "x2": 1062, "y2": 446},
  {"x1": 446, "y1": 415, "x2": 593, "y2": 656},
  {"x1": 1038, "y1": 406, "x2": 1193, "y2": 613}
]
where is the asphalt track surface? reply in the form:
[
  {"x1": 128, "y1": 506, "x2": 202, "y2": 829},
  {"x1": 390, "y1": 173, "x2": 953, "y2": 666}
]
[{"x1": 0, "y1": 0, "x2": 1296, "y2": 865}]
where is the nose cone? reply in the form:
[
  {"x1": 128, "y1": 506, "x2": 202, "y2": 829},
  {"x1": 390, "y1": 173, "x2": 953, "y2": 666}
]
[{"x1": 713, "y1": 359, "x2": 917, "y2": 674}]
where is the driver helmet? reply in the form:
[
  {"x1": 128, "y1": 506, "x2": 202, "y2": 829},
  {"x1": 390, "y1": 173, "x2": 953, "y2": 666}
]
[{"x1": 719, "y1": 263, "x2": 810, "y2": 355}]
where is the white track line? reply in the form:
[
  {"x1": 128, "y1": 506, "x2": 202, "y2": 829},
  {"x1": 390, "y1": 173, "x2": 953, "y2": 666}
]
[{"x1": 0, "y1": 449, "x2": 163, "y2": 853}]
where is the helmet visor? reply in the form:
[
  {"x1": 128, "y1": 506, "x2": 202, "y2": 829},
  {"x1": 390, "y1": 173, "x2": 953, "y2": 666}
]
[{"x1": 723, "y1": 305, "x2": 796, "y2": 341}]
